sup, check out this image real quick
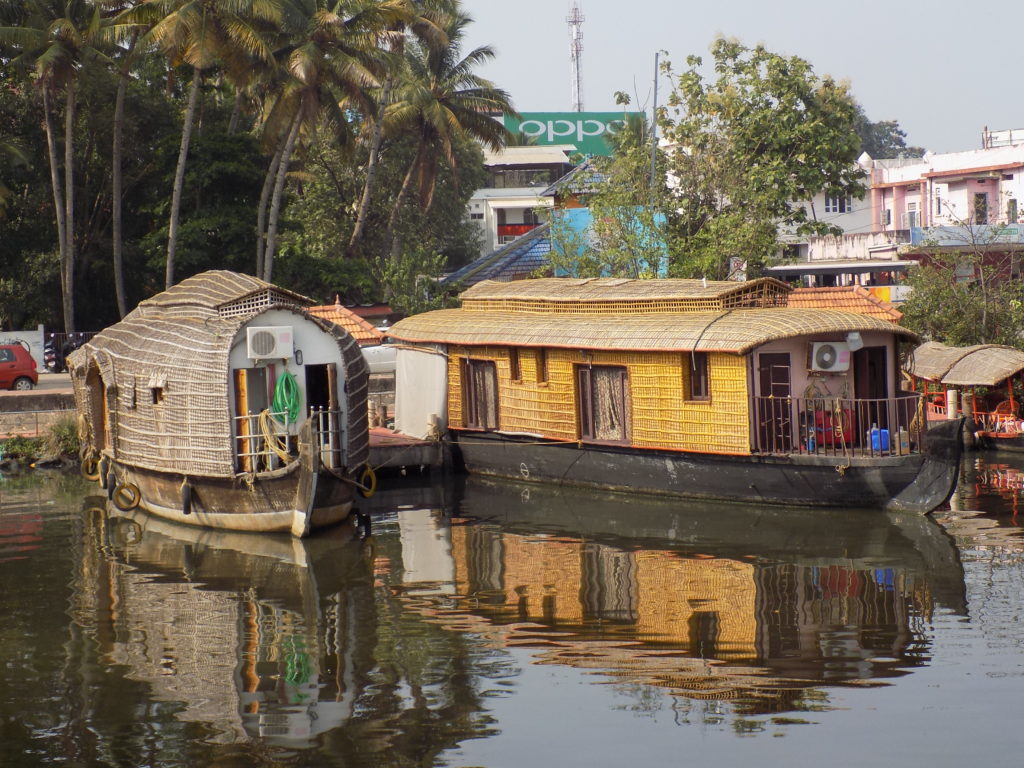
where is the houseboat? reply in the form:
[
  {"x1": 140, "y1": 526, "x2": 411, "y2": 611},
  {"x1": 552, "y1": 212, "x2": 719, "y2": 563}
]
[
  {"x1": 906, "y1": 340, "x2": 1024, "y2": 451},
  {"x1": 68, "y1": 271, "x2": 370, "y2": 537},
  {"x1": 386, "y1": 277, "x2": 963, "y2": 513}
]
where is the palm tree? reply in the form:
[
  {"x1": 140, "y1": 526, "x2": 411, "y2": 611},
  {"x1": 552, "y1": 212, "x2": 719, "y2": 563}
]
[
  {"x1": 255, "y1": 0, "x2": 412, "y2": 281},
  {"x1": 0, "y1": 0, "x2": 107, "y2": 332},
  {"x1": 130, "y1": 0, "x2": 282, "y2": 287},
  {"x1": 382, "y1": 9, "x2": 514, "y2": 261},
  {"x1": 345, "y1": 0, "x2": 449, "y2": 258}
]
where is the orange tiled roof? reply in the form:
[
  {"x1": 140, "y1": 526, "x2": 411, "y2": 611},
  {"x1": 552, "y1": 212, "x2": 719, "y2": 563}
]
[
  {"x1": 307, "y1": 299, "x2": 384, "y2": 345},
  {"x1": 788, "y1": 286, "x2": 903, "y2": 322}
]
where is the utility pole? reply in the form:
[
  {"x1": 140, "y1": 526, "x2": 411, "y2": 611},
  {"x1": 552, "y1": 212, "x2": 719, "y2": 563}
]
[{"x1": 568, "y1": 1, "x2": 584, "y2": 112}]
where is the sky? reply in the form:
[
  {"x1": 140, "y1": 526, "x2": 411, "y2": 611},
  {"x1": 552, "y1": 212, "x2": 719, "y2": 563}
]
[{"x1": 461, "y1": 0, "x2": 1024, "y2": 154}]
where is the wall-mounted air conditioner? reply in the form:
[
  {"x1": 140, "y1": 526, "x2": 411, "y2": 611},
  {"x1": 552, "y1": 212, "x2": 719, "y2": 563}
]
[
  {"x1": 809, "y1": 341, "x2": 850, "y2": 372},
  {"x1": 247, "y1": 326, "x2": 293, "y2": 360}
]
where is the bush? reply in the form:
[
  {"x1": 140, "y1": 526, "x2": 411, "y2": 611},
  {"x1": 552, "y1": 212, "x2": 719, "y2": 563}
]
[
  {"x1": 44, "y1": 415, "x2": 80, "y2": 457},
  {"x1": 0, "y1": 435, "x2": 42, "y2": 461}
]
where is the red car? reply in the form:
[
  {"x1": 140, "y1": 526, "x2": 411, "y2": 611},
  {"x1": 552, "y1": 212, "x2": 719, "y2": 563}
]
[{"x1": 0, "y1": 343, "x2": 38, "y2": 390}]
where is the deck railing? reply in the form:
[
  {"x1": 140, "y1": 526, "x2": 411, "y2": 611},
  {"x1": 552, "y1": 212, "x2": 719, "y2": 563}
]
[
  {"x1": 752, "y1": 394, "x2": 925, "y2": 457},
  {"x1": 234, "y1": 407, "x2": 344, "y2": 472}
]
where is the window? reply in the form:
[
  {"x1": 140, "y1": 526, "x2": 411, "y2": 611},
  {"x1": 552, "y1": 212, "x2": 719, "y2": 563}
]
[
  {"x1": 974, "y1": 193, "x2": 989, "y2": 224},
  {"x1": 0, "y1": 348, "x2": 13, "y2": 363},
  {"x1": 470, "y1": 212, "x2": 484, "y2": 220},
  {"x1": 824, "y1": 196, "x2": 852, "y2": 213},
  {"x1": 936, "y1": 195, "x2": 943, "y2": 216},
  {"x1": 463, "y1": 359, "x2": 498, "y2": 430},
  {"x1": 536, "y1": 349, "x2": 548, "y2": 384},
  {"x1": 577, "y1": 365, "x2": 629, "y2": 443},
  {"x1": 508, "y1": 348, "x2": 521, "y2": 381},
  {"x1": 1009, "y1": 198, "x2": 1018, "y2": 224},
  {"x1": 884, "y1": 209, "x2": 892, "y2": 227},
  {"x1": 686, "y1": 352, "x2": 710, "y2": 400}
]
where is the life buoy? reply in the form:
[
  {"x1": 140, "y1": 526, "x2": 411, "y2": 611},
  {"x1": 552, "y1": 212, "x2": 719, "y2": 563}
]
[
  {"x1": 81, "y1": 455, "x2": 101, "y2": 481},
  {"x1": 358, "y1": 465, "x2": 377, "y2": 498},
  {"x1": 112, "y1": 482, "x2": 142, "y2": 511}
]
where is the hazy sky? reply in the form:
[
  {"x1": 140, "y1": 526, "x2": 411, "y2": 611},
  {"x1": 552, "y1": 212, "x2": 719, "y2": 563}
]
[{"x1": 462, "y1": 0, "x2": 1024, "y2": 154}]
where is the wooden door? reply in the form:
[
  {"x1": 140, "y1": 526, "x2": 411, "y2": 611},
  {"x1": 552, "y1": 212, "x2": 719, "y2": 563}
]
[{"x1": 757, "y1": 353, "x2": 792, "y2": 452}]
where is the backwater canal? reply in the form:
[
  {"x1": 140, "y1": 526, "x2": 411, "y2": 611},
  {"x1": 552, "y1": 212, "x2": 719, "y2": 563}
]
[{"x1": 1, "y1": 456, "x2": 1023, "y2": 768}]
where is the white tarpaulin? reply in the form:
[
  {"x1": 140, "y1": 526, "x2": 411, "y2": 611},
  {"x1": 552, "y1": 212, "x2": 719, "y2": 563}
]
[{"x1": 394, "y1": 346, "x2": 448, "y2": 440}]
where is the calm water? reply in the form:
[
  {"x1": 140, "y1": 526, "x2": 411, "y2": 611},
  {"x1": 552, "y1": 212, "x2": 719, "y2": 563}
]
[{"x1": 1, "y1": 459, "x2": 1023, "y2": 768}]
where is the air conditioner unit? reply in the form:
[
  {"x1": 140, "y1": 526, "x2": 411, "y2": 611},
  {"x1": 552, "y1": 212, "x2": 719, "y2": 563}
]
[
  {"x1": 247, "y1": 326, "x2": 293, "y2": 360},
  {"x1": 810, "y1": 341, "x2": 850, "y2": 372}
]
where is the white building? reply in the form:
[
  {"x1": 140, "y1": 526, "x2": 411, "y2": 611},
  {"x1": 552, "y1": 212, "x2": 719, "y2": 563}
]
[
  {"x1": 771, "y1": 133, "x2": 1024, "y2": 302},
  {"x1": 466, "y1": 145, "x2": 575, "y2": 256}
]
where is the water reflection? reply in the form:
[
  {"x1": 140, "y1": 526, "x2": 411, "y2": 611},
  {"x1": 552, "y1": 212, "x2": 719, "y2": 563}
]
[
  {"x1": 391, "y1": 477, "x2": 968, "y2": 716},
  {"x1": 15, "y1": 461, "x2": 1018, "y2": 764}
]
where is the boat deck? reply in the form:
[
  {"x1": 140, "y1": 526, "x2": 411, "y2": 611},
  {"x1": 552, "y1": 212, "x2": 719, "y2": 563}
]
[{"x1": 368, "y1": 428, "x2": 450, "y2": 474}]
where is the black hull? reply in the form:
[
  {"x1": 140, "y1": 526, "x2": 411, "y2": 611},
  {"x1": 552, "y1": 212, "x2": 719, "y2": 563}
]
[{"x1": 450, "y1": 418, "x2": 964, "y2": 515}]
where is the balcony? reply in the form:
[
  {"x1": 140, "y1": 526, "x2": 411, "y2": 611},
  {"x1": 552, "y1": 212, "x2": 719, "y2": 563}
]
[
  {"x1": 497, "y1": 223, "x2": 540, "y2": 238},
  {"x1": 752, "y1": 395, "x2": 924, "y2": 457}
]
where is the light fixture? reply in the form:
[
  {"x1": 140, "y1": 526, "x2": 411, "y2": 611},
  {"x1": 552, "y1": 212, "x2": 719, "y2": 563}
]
[{"x1": 846, "y1": 331, "x2": 864, "y2": 351}]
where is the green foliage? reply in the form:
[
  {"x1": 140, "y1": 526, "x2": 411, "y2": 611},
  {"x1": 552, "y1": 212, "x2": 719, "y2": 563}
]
[
  {"x1": 659, "y1": 38, "x2": 866, "y2": 278},
  {"x1": 901, "y1": 248, "x2": 1024, "y2": 346},
  {"x1": 0, "y1": 435, "x2": 41, "y2": 461},
  {"x1": 43, "y1": 415, "x2": 79, "y2": 457},
  {"x1": 853, "y1": 106, "x2": 925, "y2": 159},
  {"x1": 376, "y1": 246, "x2": 454, "y2": 316}
]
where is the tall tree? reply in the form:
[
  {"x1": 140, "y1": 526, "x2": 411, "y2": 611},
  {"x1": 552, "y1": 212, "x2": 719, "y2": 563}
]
[
  {"x1": 853, "y1": 105, "x2": 925, "y2": 159},
  {"x1": 133, "y1": 0, "x2": 281, "y2": 287},
  {"x1": 382, "y1": 7, "x2": 513, "y2": 261},
  {"x1": 0, "y1": 0, "x2": 107, "y2": 332},
  {"x1": 346, "y1": 0, "x2": 450, "y2": 257},
  {"x1": 659, "y1": 38, "x2": 866, "y2": 279},
  {"x1": 256, "y1": 0, "x2": 409, "y2": 282}
]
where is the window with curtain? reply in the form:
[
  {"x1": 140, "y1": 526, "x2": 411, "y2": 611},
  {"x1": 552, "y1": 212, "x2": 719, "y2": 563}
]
[
  {"x1": 464, "y1": 359, "x2": 499, "y2": 430},
  {"x1": 577, "y1": 365, "x2": 629, "y2": 442},
  {"x1": 686, "y1": 352, "x2": 710, "y2": 400}
]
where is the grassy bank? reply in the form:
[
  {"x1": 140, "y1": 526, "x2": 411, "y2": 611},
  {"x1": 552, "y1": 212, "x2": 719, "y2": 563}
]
[{"x1": 0, "y1": 416, "x2": 80, "y2": 469}]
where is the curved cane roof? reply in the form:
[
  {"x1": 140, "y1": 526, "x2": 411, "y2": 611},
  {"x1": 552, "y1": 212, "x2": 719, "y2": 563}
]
[
  {"x1": 906, "y1": 341, "x2": 1024, "y2": 386},
  {"x1": 388, "y1": 307, "x2": 917, "y2": 355},
  {"x1": 68, "y1": 271, "x2": 368, "y2": 478}
]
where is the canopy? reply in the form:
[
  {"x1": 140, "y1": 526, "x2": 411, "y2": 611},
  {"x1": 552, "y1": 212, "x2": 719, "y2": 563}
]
[{"x1": 906, "y1": 341, "x2": 1024, "y2": 387}]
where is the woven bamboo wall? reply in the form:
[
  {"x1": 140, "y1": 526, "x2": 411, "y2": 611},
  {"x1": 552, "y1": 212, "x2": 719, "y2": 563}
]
[{"x1": 448, "y1": 345, "x2": 752, "y2": 455}]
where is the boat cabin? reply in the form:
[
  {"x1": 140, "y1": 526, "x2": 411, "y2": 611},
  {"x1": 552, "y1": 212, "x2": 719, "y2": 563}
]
[
  {"x1": 388, "y1": 277, "x2": 921, "y2": 458},
  {"x1": 906, "y1": 341, "x2": 1024, "y2": 445},
  {"x1": 70, "y1": 271, "x2": 369, "y2": 482}
]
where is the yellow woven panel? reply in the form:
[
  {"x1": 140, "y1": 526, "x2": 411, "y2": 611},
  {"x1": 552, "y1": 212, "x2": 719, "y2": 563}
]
[
  {"x1": 635, "y1": 552, "x2": 757, "y2": 660},
  {"x1": 449, "y1": 346, "x2": 752, "y2": 454}
]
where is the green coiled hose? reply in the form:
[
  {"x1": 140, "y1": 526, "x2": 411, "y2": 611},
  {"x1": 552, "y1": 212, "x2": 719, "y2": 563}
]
[{"x1": 272, "y1": 371, "x2": 302, "y2": 424}]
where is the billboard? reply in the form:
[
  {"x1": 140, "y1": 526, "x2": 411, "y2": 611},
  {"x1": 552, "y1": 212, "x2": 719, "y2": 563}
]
[{"x1": 504, "y1": 112, "x2": 645, "y2": 157}]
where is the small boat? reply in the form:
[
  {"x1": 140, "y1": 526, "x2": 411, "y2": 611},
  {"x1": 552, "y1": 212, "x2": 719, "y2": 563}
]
[
  {"x1": 69, "y1": 271, "x2": 371, "y2": 537},
  {"x1": 387, "y1": 277, "x2": 963, "y2": 513},
  {"x1": 906, "y1": 341, "x2": 1024, "y2": 452}
]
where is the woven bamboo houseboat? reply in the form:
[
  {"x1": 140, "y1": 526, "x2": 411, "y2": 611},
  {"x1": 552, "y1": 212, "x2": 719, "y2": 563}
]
[
  {"x1": 68, "y1": 271, "x2": 370, "y2": 536},
  {"x1": 387, "y1": 277, "x2": 963, "y2": 513},
  {"x1": 906, "y1": 341, "x2": 1024, "y2": 451}
]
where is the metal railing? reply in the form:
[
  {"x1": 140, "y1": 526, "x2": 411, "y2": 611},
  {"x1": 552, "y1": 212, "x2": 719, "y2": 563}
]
[
  {"x1": 752, "y1": 394, "x2": 924, "y2": 457},
  {"x1": 234, "y1": 407, "x2": 345, "y2": 473}
]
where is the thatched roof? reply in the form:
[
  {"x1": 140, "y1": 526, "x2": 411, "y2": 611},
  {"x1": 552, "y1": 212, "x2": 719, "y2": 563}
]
[
  {"x1": 69, "y1": 271, "x2": 368, "y2": 478},
  {"x1": 906, "y1": 341, "x2": 1024, "y2": 386},
  {"x1": 788, "y1": 286, "x2": 903, "y2": 322},
  {"x1": 460, "y1": 277, "x2": 792, "y2": 314},
  {"x1": 388, "y1": 308, "x2": 917, "y2": 355},
  {"x1": 138, "y1": 270, "x2": 313, "y2": 315}
]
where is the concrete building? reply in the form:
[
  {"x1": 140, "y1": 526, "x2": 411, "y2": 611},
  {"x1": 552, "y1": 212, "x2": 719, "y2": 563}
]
[
  {"x1": 467, "y1": 145, "x2": 575, "y2": 256},
  {"x1": 771, "y1": 133, "x2": 1024, "y2": 301}
]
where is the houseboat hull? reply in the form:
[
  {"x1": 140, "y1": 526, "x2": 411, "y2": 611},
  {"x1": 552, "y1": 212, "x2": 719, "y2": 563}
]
[
  {"x1": 93, "y1": 440, "x2": 358, "y2": 537},
  {"x1": 450, "y1": 418, "x2": 964, "y2": 515}
]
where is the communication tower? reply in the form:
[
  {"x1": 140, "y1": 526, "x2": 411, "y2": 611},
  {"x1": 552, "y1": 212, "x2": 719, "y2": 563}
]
[{"x1": 567, "y1": 2, "x2": 584, "y2": 112}]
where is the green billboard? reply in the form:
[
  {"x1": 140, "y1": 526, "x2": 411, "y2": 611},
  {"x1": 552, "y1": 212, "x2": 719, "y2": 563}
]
[{"x1": 503, "y1": 112, "x2": 645, "y2": 156}]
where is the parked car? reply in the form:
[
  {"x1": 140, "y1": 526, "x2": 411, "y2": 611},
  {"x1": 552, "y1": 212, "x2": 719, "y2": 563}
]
[{"x1": 0, "y1": 343, "x2": 38, "y2": 390}]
